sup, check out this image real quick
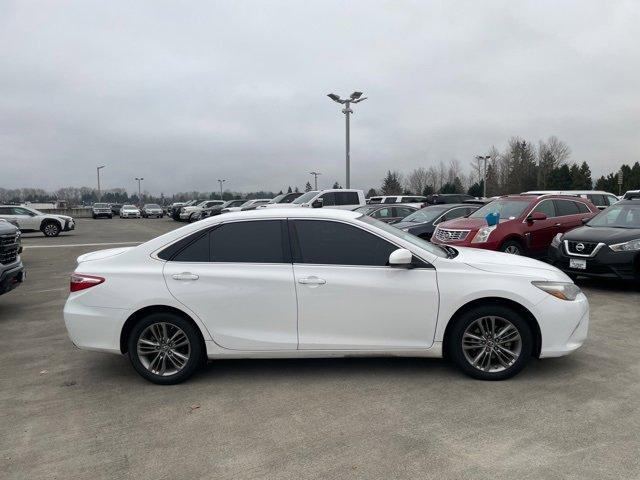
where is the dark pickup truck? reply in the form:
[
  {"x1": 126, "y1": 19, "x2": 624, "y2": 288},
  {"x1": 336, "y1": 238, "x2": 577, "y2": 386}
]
[{"x1": 0, "y1": 219, "x2": 25, "y2": 296}]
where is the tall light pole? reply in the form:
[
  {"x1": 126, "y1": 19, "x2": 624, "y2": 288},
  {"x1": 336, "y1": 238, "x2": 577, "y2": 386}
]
[
  {"x1": 327, "y1": 91, "x2": 367, "y2": 189},
  {"x1": 96, "y1": 165, "x2": 105, "y2": 201},
  {"x1": 134, "y1": 177, "x2": 144, "y2": 206},
  {"x1": 475, "y1": 155, "x2": 491, "y2": 198},
  {"x1": 309, "y1": 171, "x2": 322, "y2": 190},
  {"x1": 217, "y1": 179, "x2": 226, "y2": 200}
]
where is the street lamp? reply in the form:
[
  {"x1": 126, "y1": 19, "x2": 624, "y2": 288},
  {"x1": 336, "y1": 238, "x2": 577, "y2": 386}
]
[
  {"x1": 217, "y1": 179, "x2": 226, "y2": 200},
  {"x1": 309, "y1": 171, "x2": 322, "y2": 190},
  {"x1": 327, "y1": 91, "x2": 367, "y2": 189},
  {"x1": 96, "y1": 165, "x2": 105, "y2": 201},
  {"x1": 475, "y1": 155, "x2": 491, "y2": 198},
  {"x1": 134, "y1": 177, "x2": 144, "y2": 206}
]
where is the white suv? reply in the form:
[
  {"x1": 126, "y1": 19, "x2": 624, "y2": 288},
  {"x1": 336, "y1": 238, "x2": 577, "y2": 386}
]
[
  {"x1": 266, "y1": 189, "x2": 365, "y2": 210},
  {"x1": 0, "y1": 205, "x2": 75, "y2": 237}
]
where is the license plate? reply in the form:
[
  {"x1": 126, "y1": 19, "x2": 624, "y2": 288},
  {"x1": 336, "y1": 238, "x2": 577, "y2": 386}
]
[{"x1": 569, "y1": 258, "x2": 586, "y2": 270}]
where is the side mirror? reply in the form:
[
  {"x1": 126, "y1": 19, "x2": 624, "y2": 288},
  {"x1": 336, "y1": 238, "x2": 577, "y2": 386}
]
[
  {"x1": 388, "y1": 248, "x2": 413, "y2": 267},
  {"x1": 581, "y1": 218, "x2": 590, "y2": 225},
  {"x1": 311, "y1": 198, "x2": 323, "y2": 208},
  {"x1": 527, "y1": 212, "x2": 547, "y2": 222}
]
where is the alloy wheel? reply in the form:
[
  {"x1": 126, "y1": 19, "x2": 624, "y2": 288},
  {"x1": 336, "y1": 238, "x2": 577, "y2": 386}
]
[
  {"x1": 136, "y1": 322, "x2": 191, "y2": 376},
  {"x1": 44, "y1": 224, "x2": 59, "y2": 236},
  {"x1": 504, "y1": 245, "x2": 520, "y2": 255},
  {"x1": 461, "y1": 316, "x2": 522, "y2": 373}
]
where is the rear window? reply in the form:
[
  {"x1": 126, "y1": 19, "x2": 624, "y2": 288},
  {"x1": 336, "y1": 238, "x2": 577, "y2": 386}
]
[{"x1": 335, "y1": 192, "x2": 360, "y2": 205}]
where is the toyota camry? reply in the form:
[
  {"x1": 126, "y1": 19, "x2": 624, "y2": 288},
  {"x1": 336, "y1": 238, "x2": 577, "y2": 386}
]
[{"x1": 64, "y1": 209, "x2": 589, "y2": 384}]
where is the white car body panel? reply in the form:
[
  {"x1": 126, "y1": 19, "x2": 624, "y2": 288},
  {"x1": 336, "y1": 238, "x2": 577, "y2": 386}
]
[{"x1": 63, "y1": 208, "x2": 588, "y2": 365}]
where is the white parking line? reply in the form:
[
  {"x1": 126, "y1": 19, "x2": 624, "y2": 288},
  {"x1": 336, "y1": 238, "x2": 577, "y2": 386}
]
[{"x1": 23, "y1": 241, "x2": 143, "y2": 249}]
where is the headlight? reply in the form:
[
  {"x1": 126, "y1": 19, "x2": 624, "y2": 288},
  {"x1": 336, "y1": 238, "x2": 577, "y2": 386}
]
[
  {"x1": 471, "y1": 225, "x2": 497, "y2": 243},
  {"x1": 532, "y1": 281, "x2": 581, "y2": 301},
  {"x1": 551, "y1": 233, "x2": 563, "y2": 248},
  {"x1": 610, "y1": 238, "x2": 640, "y2": 252}
]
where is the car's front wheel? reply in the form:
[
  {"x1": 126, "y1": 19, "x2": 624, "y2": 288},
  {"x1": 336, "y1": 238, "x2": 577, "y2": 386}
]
[
  {"x1": 500, "y1": 240, "x2": 523, "y2": 255},
  {"x1": 41, "y1": 221, "x2": 61, "y2": 237},
  {"x1": 127, "y1": 313, "x2": 204, "y2": 385},
  {"x1": 448, "y1": 305, "x2": 533, "y2": 380}
]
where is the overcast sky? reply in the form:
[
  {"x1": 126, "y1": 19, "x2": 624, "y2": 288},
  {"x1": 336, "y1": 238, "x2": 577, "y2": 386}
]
[{"x1": 1, "y1": 0, "x2": 638, "y2": 195}]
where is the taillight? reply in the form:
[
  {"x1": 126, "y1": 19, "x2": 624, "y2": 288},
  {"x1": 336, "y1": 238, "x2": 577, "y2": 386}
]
[{"x1": 70, "y1": 273, "x2": 105, "y2": 292}]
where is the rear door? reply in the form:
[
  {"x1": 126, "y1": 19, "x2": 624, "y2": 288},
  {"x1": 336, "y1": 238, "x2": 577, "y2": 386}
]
[
  {"x1": 290, "y1": 219, "x2": 439, "y2": 350},
  {"x1": 554, "y1": 199, "x2": 586, "y2": 233},
  {"x1": 163, "y1": 220, "x2": 298, "y2": 350}
]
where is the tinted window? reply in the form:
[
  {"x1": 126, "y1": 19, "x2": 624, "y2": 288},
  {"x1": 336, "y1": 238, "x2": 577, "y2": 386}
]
[
  {"x1": 532, "y1": 200, "x2": 556, "y2": 217},
  {"x1": 0, "y1": 207, "x2": 12, "y2": 214},
  {"x1": 395, "y1": 207, "x2": 415, "y2": 218},
  {"x1": 372, "y1": 207, "x2": 395, "y2": 219},
  {"x1": 575, "y1": 201, "x2": 590, "y2": 213},
  {"x1": 587, "y1": 194, "x2": 605, "y2": 207},
  {"x1": 172, "y1": 233, "x2": 210, "y2": 262},
  {"x1": 554, "y1": 200, "x2": 580, "y2": 216},
  {"x1": 320, "y1": 192, "x2": 335, "y2": 206},
  {"x1": 606, "y1": 195, "x2": 618, "y2": 206},
  {"x1": 442, "y1": 207, "x2": 469, "y2": 221},
  {"x1": 211, "y1": 221, "x2": 285, "y2": 263},
  {"x1": 292, "y1": 220, "x2": 397, "y2": 266},
  {"x1": 383, "y1": 197, "x2": 397, "y2": 204},
  {"x1": 335, "y1": 192, "x2": 360, "y2": 205}
]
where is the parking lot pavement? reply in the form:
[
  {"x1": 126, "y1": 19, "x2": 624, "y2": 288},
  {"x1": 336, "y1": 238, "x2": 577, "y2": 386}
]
[{"x1": 1, "y1": 218, "x2": 639, "y2": 479}]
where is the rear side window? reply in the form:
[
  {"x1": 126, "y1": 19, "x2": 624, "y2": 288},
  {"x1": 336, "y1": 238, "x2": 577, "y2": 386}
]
[
  {"x1": 575, "y1": 201, "x2": 590, "y2": 213},
  {"x1": 335, "y1": 192, "x2": 360, "y2": 205},
  {"x1": 554, "y1": 200, "x2": 580, "y2": 216},
  {"x1": 172, "y1": 233, "x2": 210, "y2": 262},
  {"x1": 292, "y1": 220, "x2": 397, "y2": 266},
  {"x1": 211, "y1": 221, "x2": 286, "y2": 263}
]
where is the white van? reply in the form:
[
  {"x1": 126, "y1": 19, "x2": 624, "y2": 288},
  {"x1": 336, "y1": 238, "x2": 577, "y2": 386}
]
[
  {"x1": 522, "y1": 190, "x2": 618, "y2": 210},
  {"x1": 264, "y1": 189, "x2": 365, "y2": 210}
]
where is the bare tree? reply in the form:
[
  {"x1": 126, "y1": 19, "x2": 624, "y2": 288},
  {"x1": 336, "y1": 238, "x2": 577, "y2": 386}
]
[{"x1": 405, "y1": 167, "x2": 429, "y2": 195}]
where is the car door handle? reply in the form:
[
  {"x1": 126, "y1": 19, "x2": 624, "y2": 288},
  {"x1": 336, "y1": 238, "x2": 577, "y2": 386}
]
[
  {"x1": 172, "y1": 272, "x2": 199, "y2": 281},
  {"x1": 555, "y1": 223, "x2": 562, "y2": 227},
  {"x1": 298, "y1": 276, "x2": 326, "y2": 285}
]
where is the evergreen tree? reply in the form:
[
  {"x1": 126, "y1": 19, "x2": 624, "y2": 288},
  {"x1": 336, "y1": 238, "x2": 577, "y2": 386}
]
[
  {"x1": 380, "y1": 171, "x2": 402, "y2": 195},
  {"x1": 366, "y1": 188, "x2": 378, "y2": 198},
  {"x1": 422, "y1": 185, "x2": 434, "y2": 196},
  {"x1": 467, "y1": 180, "x2": 483, "y2": 197},
  {"x1": 287, "y1": 186, "x2": 292, "y2": 193},
  {"x1": 332, "y1": 181, "x2": 341, "y2": 189},
  {"x1": 304, "y1": 181, "x2": 312, "y2": 192}
]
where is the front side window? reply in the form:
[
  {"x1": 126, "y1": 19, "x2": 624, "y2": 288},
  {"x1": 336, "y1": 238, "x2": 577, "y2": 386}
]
[
  {"x1": 319, "y1": 192, "x2": 336, "y2": 206},
  {"x1": 372, "y1": 207, "x2": 395, "y2": 219},
  {"x1": 402, "y1": 207, "x2": 448, "y2": 224},
  {"x1": 606, "y1": 195, "x2": 618, "y2": 206},
  {"x1": 383, "y1": 197, "x2": 397, "y2": 204},
  {"x1": 292, "y1": 220, "x2": 397, "y2": 266},
  {"x1": 395, "y1": 207, "x2": 416, "y2": 218},
  {"x1": 532, "y1": 200, "x2": 556, "y2": 217},
  {"x1": 587, "y1": 194, "x2": 605, "y2": 207},
  {"x1": 442, "y1": 207, "x2": 470, "y2": 222}
]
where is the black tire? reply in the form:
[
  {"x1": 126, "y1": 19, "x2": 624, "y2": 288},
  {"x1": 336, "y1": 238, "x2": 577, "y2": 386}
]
[
  {"x1": 92, "y1": 214, "x2": 97, "y2": 219},
  {"x1": 41, "y1": 221, "x2": 61, "y2": 237},
  {"x1": 447, "y1": 304, "x2": 533, "y2": 381},
  {"x1": 127, "y1": 312, "x2": 204, "y2": 385},
  {"x1": 500, "y1": 239, "x2": 523, "y2": 255}
]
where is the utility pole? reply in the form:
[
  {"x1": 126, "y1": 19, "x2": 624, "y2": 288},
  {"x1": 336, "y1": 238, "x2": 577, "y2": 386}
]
[
  {"x1": 97, "y1": 165, "x2": 105, "y2": 201},
  {"x1": 218, "y1": 179, "x2": 226, "y2": 200},
  {"x1": 475, "y1": 155, "x2": 491, "y2": 198},
  {"x1": 327, "y1": 91, "x2": 367, "y2": 189},
  {"x1": 134, "y1": 177, "x2": 144, "y2": 206},
  {"x1": 309, "y1": 171, "x2": 322, "y2": 190}
]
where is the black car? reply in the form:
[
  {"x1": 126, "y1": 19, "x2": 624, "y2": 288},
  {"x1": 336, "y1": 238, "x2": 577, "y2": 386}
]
[
  {"x1": 110, "y1": 204, "x2": 123, "y2": 215},
  {"x1": 353, "y1": 204, "x2": 418, "y2": 224},
  {"x1": 202, "y1": 199, "x2": 247, "y2": 218},
  {"x1": 549, "y1": 199, "x2": 640, "y2": 280},
  {"x1": 265, "y1": 192, "x2": 303, "y2": 205},
  {"x1": 0, "y1": 219, "x2": 25, "y2": 296},
  {"x1": 425, "y1": 194, "x2": 474, "y2": 205},
  {"x1": 392, "y1": 203, "x2": 480, "y2": 240}
]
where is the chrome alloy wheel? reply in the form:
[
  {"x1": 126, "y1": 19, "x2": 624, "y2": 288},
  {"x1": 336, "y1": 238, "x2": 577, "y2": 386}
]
[
  {"x1": 136, "y1": 322, "x2": 191, "y2": 376},
  {"x1": 462, "y1": 316, "x2": 522, "y2": 373},
  {"x1": 504, "y1": 245, "x2": 520, "y2": 255},
  {"x1": 44, "y1": 224, "x2": 59, "y2": 236}
]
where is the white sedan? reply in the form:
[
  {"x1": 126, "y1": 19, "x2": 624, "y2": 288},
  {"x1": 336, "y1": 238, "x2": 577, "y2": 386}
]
[
  {"x1": 119, "y1": 205, "x2": 141, "y2": 218},
  {"x1": 64, "y1": 208, "x2": 589, "y2": 384}
]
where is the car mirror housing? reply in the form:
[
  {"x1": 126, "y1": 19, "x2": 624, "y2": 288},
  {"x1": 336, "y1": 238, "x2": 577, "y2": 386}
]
[
  {"x1": 388, "y1": 248, "x2": 412, "y2": 267},
  {"x1": 581, "y1": 218, "x2": 590, "y2": 225},
  {"x1": 311, "y1": 199, "x2": 323, "y2": 208},
  {"x1": 528, "y1": 212, "x2": 547, "y2": 222}
]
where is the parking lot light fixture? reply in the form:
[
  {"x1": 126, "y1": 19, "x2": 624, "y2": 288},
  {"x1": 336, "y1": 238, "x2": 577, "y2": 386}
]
[
  {"x1": 134, "y1": 177, "x2": 144, "y2": 206},
  {"x1": 218, "y1": 179, "x2": 226, "y2": 200},
  {"x1": 327, "y1": 91, "x2": 367, "y2": 189},
  {"x1": 309, "y1": 171, "x2": 321, "y2": 190}
]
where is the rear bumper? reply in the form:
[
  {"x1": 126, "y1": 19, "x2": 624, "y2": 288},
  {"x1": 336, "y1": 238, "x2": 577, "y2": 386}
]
[
  {"x1": 63, "y1": 299, "x2": 129, "y2": 354},
  {"x1": 0, "y1": 262, "x2": 25, "y2": 295},
  {"x1": 549, "y1": 245, "x2": 638, "y2": 280}
]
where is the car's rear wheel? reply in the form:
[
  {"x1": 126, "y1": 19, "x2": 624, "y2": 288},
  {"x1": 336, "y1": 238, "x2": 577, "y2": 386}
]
[
  {"x1": 41, "y1": 221, "x2": 61, "y2": 237},
  {"x1": 500, "y1": 240, "x2": 523, "y2": 255},
  {"x1": 127, "y1": 313, "x2": 204, "y2": 385},
  {"x1": 448, "y1": 305, "x2": 533, "y2": 380}
]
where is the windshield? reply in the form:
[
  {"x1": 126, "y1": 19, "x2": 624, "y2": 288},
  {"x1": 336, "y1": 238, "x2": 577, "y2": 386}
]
[
  {"x1": 269, "y1": 194, "x2": 286, "y2": 203},
  {"x1": 587, "y1": 204, "x2": 640, "y2": 228},
  {"x1": 470, "y1": 199, "x2": 530, "y2": 220},
  {"x1": 354, "y1": 206, "x2": 379, "y2": 215},
  {"x1": 227, "y1": 200, "x2": 245, "y2": 207},
  {"x1": 292, "y1": 191, "x2": 319, "y2": 204},
  {"x1": 357, "y1": 215, "x2": 448, "y2": 258},
  {"x1": 145, "y1": 204, "x2": 160, "y2": 209},
  {"x1": 401, "y1": 207, "x2": 448, "y2": 224},
  {"x1": 122, "y1": 205, "x2": 136, "y2": 209},
  {"x1": 94, "y1": 203, "x2": 108, "y2": 208}
]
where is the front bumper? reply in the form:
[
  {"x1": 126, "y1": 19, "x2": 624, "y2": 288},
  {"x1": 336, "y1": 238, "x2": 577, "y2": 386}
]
[
  {"x1": 179, "y1": 211, "x2": 193, "y2": 220},
  {"x1": 549, "y1": 244, "x2": 638, "y2": 280},
  {"x1": 144, "y1": 211, "x2": 163, "y2": 217},
  {"x1": 92, "y1": 211, "x2": 111, "y2": 218},
  {"x1": 0, "y1": 262, "x2": 25, "y2": 295},
  {"x1": 63, "y1": 219, "x2": 75, "y2": 231},
  {"x1": 535, "y1": 292, "x2": 590, "y2": 358},
  {"x1": 120, "y1": 212, "x2": 140, "y2": 218}
]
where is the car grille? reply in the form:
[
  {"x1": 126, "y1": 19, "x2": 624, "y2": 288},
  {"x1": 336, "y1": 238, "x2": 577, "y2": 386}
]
[
  {"x1": 566, "y1": 241, "x2": 598, "y2": 256},
  {"x1": 434, "y1": 228, "x2": 470, "y2": 242},
  {"x1": 0, "y1": 233, "x2": 19, "y2": 265},
  {"x1": 0, "y1": 233, "x2": 19, "y2": 247}
]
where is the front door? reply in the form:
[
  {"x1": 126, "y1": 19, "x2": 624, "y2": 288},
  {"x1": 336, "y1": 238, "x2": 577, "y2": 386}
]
[
  {"x1": 163, "y1": 220, "x2": 298, "y2": 350},
  {"x1": 290, "y1": 219, "x2": 439, "y2": 350},
  {"x1": 526, "y1": 200, "x2": 561, "y2": 255}
]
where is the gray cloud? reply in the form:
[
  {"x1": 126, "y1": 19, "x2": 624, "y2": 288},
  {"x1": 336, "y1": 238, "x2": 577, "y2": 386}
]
[{"x1": 1, "y1": 0, "x2": 639, "y2": 195}]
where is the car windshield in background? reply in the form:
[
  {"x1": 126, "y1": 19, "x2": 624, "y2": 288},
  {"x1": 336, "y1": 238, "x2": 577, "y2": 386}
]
[
  {"x1": 292, "y1": 191, "x2": 319, "y2": 204},
  {"x1": 269, "y1": 194, "x2": 286, "y2": 203},
  {"x1": 145, "y1": 204, "x2": 161, "y2": 209},
  {"x1": 122, "y1": 205, "x2": 136, "y2": 209},
  {"x1": 354, "y1": 206, "x2": 379, "y2": 215},
  {"x1": 469, "y1": 199, "x2": 530, "y2": 220},
  {"x1": 94, "y1": 203, "x2": 108, "y2": 208},
  {"x1": 402, "y1": 207, "x2": 448, "y2": 224},
  {"x1": 587, "y1": 204, "x2": 640, "y2": 228},
  {"x1": 357, "y1": 215, "x2": 448, "y2": 258}
]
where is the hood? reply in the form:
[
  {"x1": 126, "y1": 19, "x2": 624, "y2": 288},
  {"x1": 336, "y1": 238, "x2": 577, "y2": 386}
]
[
  {"x1": 452, "y1": 246, "x2": 568, "y2": 279},
  {"x1": 77, "y1": 247, "x2": 133, "y2": 263},
  {"x1": 563, "y1": 226, "x2": 640, "y2": 244},
  {"x1": 53, "y1": 214, "x2": 72, "y2": 220}
]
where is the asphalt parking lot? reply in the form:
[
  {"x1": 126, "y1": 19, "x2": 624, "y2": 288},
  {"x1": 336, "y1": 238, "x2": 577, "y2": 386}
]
[{"x1": 1, "y1": 218, "x2": 639, "y2": 479}]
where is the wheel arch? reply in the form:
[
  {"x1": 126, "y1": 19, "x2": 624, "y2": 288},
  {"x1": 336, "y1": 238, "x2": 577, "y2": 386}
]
[
  {"x1": 120, "y1": 304, "x2": 207, "y2": 355},
  {"x1": 442, "y1": 297, "x2": 542, "y2": 359},
  {"x1": 39, "y1": 217, "x2": 62, "y2": 230}
]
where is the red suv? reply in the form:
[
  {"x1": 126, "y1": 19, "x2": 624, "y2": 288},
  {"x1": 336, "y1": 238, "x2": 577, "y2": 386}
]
[{"x1": 431, "y1": 195, "x2": 598, "y2": 256}]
